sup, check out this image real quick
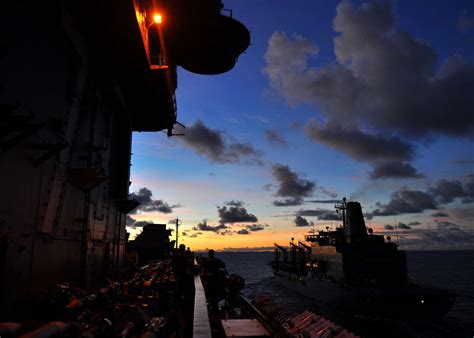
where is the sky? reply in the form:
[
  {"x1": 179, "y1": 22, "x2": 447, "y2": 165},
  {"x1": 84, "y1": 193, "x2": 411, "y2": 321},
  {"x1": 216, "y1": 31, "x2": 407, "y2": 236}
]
[{"x1": 127, "y1": 0, "x2": 474, "y2": 251}]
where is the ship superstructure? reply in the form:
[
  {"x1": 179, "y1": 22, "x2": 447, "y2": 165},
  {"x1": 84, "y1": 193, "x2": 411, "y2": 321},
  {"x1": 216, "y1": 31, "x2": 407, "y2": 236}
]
[
  {"x1": 0, "y1": 0, "x2": 249, "y2": 317},
  {"x1": 272, "y1": 199, "x2": 456, "y2": 318}
]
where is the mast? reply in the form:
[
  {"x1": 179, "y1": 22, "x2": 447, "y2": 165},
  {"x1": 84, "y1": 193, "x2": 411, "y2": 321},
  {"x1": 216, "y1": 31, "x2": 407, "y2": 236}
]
[
  {"x1": 169, "y1": 218, "x2": 182, "y2": 248},
  {"x1": 335, "y1": 197, "x2": 347, "y2": 229}
]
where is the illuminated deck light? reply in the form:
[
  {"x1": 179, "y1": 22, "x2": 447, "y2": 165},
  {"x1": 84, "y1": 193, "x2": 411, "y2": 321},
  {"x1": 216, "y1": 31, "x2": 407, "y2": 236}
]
[{"x1": 153, "y1": 13, "x2": 163, "y2": 24}]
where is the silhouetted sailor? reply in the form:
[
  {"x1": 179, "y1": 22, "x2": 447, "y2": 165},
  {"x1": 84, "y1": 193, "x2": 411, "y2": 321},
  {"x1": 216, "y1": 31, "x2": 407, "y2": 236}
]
[{"x1": 202, "y1": 249, "x2": 226, "y2": 312}]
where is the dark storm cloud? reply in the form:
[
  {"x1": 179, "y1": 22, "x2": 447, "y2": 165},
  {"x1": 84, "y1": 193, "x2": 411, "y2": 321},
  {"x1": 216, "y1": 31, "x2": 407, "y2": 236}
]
[
  {"x1": 129, "y1": 187, "x2": 180, "y2": 214},
  {"x1": 217, "y1": 205, "x2": 258, "y2": 224},
  {"x1": 265, "y1": 129, "x2": 287, "y2": 146},
  {"x1": 369, "y1": 188, "x2": 437, "y2": 217},
  {"x1": 225, "y1": 200, "x2": 244, "y2": 207},
  {"x1": 408, "y1": 221, "x2": 421, "y2": 226},
  {"x1": 294, "y1": 216, "x2": 310, "y2": 227},
  {"x1": 265, "y1": 1, "x2": 474, "y2": 178},
  {"x1": 193, "y1": 220, "x2": 228, "y2": 233},
  {"x1": 370, "y1": 161, "x2": 424, "y2": 179},
  {"x1": 384, "y1": 224, "x2": 394, "y2": 230},
  {"x1": 431, "y1": 212, "x2": 449, "y2": 217},
  {"x1": 397, "y1": 222, "x2": 411, "y2": 230},
  {"x1": 177, "y1": 120, "x2": 263, "y2": 164}
]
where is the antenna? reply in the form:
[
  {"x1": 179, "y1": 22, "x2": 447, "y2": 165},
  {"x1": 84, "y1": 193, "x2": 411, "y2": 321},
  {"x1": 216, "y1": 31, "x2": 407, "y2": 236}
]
[
  {"x1": 394, "y1": 218, "x2": 399, "y2": 246},
  {"x1": 335, "y1": 197, "x2": 347, "y2": 229},
  {"x1": 168, "y1": 218, "x2": 182, "y2": 248}
]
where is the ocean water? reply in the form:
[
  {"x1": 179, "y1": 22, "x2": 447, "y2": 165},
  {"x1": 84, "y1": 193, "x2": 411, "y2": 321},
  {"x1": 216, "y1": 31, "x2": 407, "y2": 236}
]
[{"x1": 217, "y1": 250, "x2": 474, "y2": 338}]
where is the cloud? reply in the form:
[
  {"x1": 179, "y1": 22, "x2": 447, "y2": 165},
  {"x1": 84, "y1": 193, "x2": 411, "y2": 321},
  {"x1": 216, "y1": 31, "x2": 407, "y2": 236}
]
[
  {"x1": 237, "y1": 229, "x2": 250, "y2": 235},
  {"x1": 297, "y1": 208, "x2": 343, "y2": 221},
  {"x1": 129, "y1": 187, "x2": 179, "y2": 214},
  {"x1": 272, "y1": 164, "x2": 321, "y2": 206},
  {"x1": 380, "y1": 221, "x2": 474, "y2": 249},
  {"x1": 397, "y1": 222, "x2": 411, "y2": 230},
  {"x1": 431, "y1": 212, "x2": 448, "y2": 217},
  {"x1": 305, "y1": 120, "x2": 415, "y2": 163},
  {"x1": 225, "y1": 200, "x2": 244, "y2": 207},
  {"x1": 218, "y1": 205, "x2": 258, "y2": 224},
  {"x1": 177, "y1": 120, "x2": 263, "y2": 165},
  {"x1": 408, "y1": 221, "x2": 421, "y2": 226},
  {"x1": 307, "y1": 199, "x2": 341, "y2": 204},
  {"x1": 264, "y1": 2, "x2": 474, "y2": 178},
  {"x1": 370, "y1": 161, "x2": 424, "y2": 179},
  {"x1": 126, "y1": 215, "x2": 154, "y2": 229},
  {"x1": 457, "y1": 15, "x2": 474, "y2": 32},
  {"x1": 273, "y1": 197, "x2": 304, "y2": 206},
  {"x1": 429, "y1": 179, "x2": 470, "y2": 204},
  {"x1": 415, "y1": 222, "x2": 474, "y2": 248},
  {"x1": 246, "y1": 224, "x2": 266, "y2": 232},
  {"x1": 318, "y1": 187, "x2": 338, "y2": 198},
  {"x1": 384, "y1": 224, "x2": 394, "y2": 230},
  {"x1": 265, "y1": 129, "x2": 287, "y2": 146},
  {"x1": 193, "y1": 220, "x2": 228, "y2": 233},
  {"x1": 294, "y1": 215, "x2": 310, "y2": 227},
  {"x1": 369, "y1": 188, "x2": 437, "y2": 217},
  {"x1": 262, "y1": 184, "x2": 273, "y2": 191},
  {"x1": 368, "y1": 177, "x2": 474, "y2": 219},
  {"x1": 305, "y1": 120, "x2": 422, "y2": 180},
  {"x1": 434, "y1": 220, "x2": 461, "y2": 230}
]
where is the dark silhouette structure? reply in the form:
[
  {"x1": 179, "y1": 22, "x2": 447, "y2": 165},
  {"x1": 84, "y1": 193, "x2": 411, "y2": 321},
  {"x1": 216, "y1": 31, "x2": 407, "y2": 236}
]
[
  {"x1": 0, "y1": 0, "x2": 249, "y2": 317},
  {"x1": 272, "y1": 199, "x2": 456, "y2": 318}
]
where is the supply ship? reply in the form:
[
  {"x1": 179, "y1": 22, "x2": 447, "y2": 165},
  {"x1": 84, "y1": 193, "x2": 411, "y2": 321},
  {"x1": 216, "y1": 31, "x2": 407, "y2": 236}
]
[{"x1": 272, "y1": 198, "x2": 456, "y2": 319}]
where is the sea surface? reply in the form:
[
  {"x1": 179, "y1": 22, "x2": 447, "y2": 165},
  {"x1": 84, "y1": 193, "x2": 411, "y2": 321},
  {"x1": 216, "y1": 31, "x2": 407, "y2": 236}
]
[{"x1": 217, "y1": 250, "x2": 474, "y2": 338}]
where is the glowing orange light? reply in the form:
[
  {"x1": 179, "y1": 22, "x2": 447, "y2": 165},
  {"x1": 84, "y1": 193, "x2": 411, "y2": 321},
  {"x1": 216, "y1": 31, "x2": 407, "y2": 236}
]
[{"x1": 153, "y1": 13, "x2": 163, "y2": 24}]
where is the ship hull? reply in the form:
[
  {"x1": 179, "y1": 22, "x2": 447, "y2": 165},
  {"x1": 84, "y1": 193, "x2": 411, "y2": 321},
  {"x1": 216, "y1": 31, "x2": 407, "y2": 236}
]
[{"x1": 273, "y1": 271, "x2": 455, "y2": 319}]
